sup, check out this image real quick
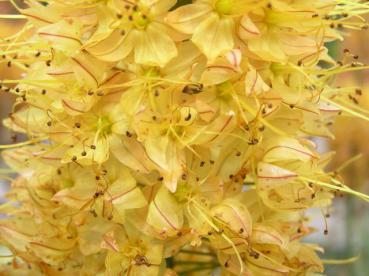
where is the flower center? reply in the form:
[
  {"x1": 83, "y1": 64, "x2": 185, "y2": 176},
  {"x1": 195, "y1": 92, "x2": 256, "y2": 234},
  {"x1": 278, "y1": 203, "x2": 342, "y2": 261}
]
[
  {"x1": 144, "y1": 67, "x2": 160, "y2": 78},
  {"x1": 97, "y1": 116, "x2": 112, "y2": 135},
  {"x1": 215, "y1": 0, "x2": 234, "y2": 15},
  {"x1": 216, "y1": 81, "x2": 233, "y2": 101},
  {"x1": 132, "y1": 11, "x2": 150, "y2": 29}
]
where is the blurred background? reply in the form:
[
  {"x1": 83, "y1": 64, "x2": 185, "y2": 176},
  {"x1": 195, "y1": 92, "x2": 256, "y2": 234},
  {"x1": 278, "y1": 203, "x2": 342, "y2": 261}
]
[{"x1": 0, "y1": 1, "x2": 369, "y2": 275}]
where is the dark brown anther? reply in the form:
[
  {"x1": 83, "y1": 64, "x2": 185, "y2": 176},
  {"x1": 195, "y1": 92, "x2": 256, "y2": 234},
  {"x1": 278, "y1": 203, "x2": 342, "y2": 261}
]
[
  {"x1": 182, "y1": 83, "x2": 203, "y2": 95},
  {"x1": 184, "y1": 113, "x2": 192, "y2": 121},
  {"x1": 158, "y1": 176, "x2": 164, "y2": 181},
  {"x1": 71, "y1": 156, "x2": 77, "y2": 161},
  {"x1": 46, "y1": 60, "x2": 51, "y2": 66},
  {"x1": 116, "y1": 13, "x2": 122, "y2": 19},
  {"x1": 120, "y1": 30, "x2": 126, "y2": 36},
  {"x1": 47, "y1": 121, "x2": 52, "y2": 126},
  {"x1": 74, "y1": 122, "x2": 81, "y2": 128},
  {"x1": 200, "y1": 161, "x2": 205, "y2": 167},
  {"x1": 126, "y1": 131, "x2": 133, "y2": 137},
  {"x1": 35, "y1": 51, "x2": 41, "y2": 57},
  {"x1": 324, "y1": 229, "x2": 328, "y2": 235},
  {"x1": 42, "y1": 89, "x2": 47, "y2": 95},
  {"x1": 81, "y1": 151, "x2": 87, "y2": 156},
  {"x1": 97, "y1": 91, "x2": 104, "y2": 96},
  {"x1": 249, "y1": 250, "x2": 259, "y2": 259},
  {"x1": 90, "y1": 145, "x2": 96, "y2": 150},
  {"x1": 7, "y1": 61, "x2": 11, "y2": 67}
]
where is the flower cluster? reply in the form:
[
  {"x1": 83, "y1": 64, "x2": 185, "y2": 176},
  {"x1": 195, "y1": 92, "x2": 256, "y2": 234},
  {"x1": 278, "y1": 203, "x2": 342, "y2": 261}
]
[{"x1": 0, "y1": 0, "x2": 369, "y2": 275}]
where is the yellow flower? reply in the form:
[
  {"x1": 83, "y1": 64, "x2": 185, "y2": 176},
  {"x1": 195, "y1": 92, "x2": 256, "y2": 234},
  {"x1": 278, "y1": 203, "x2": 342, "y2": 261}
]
[
  {"x1": 167, "y1": 0, "x2": 266, "y2": 61},
  {"x1": 85, "y1": 0, "x2": 178, "y2": 66}
]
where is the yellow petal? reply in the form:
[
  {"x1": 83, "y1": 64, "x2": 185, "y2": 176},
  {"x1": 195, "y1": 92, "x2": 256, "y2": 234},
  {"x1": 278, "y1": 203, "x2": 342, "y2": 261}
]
[
  {"x1": 238, "y1": 15, "x2": 260, "y2": 40},
  {"x1": 38, "y1": 20, "x2": 82, "y2": 54},
  {"x1": 248, "y1": 31, "x2": 286, "y2": 62},
  {"x1": 71, "y1": 52, "x2": 108, "y2": 88},
  {"x1": 109, "y1": 172, "x2": 147, "y2": 211},
  {"x1": 211, "y1": 199, "x2": 252, "y2": 238},
  {"x1": 146, "y1": 186, "x2": 183, "y2": 236},
  {"x1": 133, "y1": 23, "x2": 177, "y2": 67},
  {"x1": 86, "y1": 29, "x2": 133, "y2": 62},
  {"x1": 245, "y1": 67, "x2": 270, "y2": 95},
  {"x1": 166, "y1": 3, "x2": 212, "y2": 34},
  {"x1": 141, "y1": 0, "x2": 176, "y2": 15},
  {"x1": 192, "y1": 13, "x2": 234, "y2": 62}
]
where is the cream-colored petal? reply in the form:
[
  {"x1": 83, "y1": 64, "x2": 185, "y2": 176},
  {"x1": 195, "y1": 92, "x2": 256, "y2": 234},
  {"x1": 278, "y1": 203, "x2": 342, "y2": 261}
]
[
  {"x1": 166, "y1": 3, "x2": 212, "y2": 34},
  {"x1": 248, "y1": 31, "x2": 286, "y2": 62},
  {"x1": 86, "y1": 29, "x2": 133, "y2": 62},
  {"x1": 141, "y1": 0, "x2": 176, "y2": 15},
  {"x1": 133, "y1": 23, "x2": 177, "y2": 67},
  {"x1": 238, "y1": 15, "x2": 260, "y2": 40},
  {"x1": 192, "y1": 13, "x2": 235, "y2": 62}
]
